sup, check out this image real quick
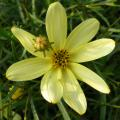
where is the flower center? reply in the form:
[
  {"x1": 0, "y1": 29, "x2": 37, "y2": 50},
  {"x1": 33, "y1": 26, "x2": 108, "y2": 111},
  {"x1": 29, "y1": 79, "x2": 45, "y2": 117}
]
[{"x1": 52, "y1": 49, "x2": 70, "y2": 68}]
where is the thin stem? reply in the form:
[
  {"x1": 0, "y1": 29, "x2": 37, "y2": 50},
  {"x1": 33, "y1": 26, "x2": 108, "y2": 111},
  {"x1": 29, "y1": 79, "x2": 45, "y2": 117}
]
[
  {"x1": 30, "y1": 97, "x2": 39, "y2": 120},
  {"x1": 32, "y1": 0, "x2": 36, "y2": 17},
  {"x1": 100, "y1": 94, "x2": 106, "y2": 120},
  {"x1": 57, "y1": 100, "x2": 71, "y2": 120},
  {"x1": 0, "y1": 92, "x2": 3, "y2": 120},
  {"x1": 24, "y1": 96, "x2": 29, "y2": 120},
  {"x1": 16, "y1": 0, "x2": 26, "y2": 24}
]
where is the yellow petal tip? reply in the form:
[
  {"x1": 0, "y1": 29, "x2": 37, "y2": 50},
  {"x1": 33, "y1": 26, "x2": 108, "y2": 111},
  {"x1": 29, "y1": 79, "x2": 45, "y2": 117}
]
[
  {"x1": 50, "y1": 1, "x2": 60, "y2": 6},
  {"x1": 6, "y1": 70, "x2": 10, "y2": 79},
  {"x1": 100, "y1": 85, "x2": 111, "y2": 94},
  {"x1": 11, "y1": 26, "x2": 17, "y2": 32},
  {"x1": 105, "y1": 87, "x2": 111, "y2": 94},
  {"x1": 6, "y1": 71, "x2": 12, "y2": 80},
  {"x1": 48, "y1": 1, "x2": 63, "y2": 11},
  {"x1": 110, "y1": 39, "x2": 115, "y2": 49},
  {"x1": 89, "y1": 18, "x2": 100, "y2": 25}
]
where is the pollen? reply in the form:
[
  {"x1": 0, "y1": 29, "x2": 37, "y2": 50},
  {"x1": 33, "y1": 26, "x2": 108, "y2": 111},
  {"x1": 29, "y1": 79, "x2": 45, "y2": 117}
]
[{"x1": 52, "y1": 49, "x2": 70, "y2": 68}]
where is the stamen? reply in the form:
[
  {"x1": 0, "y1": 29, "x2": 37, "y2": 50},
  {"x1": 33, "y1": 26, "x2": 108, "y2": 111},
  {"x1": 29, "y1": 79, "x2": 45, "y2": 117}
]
[{"x1": 52, "y1": 49, "x2": 70, "y2": 68}]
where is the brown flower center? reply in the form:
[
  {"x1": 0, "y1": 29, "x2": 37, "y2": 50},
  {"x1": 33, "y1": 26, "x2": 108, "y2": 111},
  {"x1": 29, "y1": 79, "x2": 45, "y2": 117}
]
[{"x1": 52, "y1": 49, "x2": 70, "y2": 68}]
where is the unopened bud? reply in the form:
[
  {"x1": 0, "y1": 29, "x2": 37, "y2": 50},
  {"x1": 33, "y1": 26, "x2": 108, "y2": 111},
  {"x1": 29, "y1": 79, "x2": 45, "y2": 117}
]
[{"x1": 34, "y1": 36, "x2": 48, "y2": 51}]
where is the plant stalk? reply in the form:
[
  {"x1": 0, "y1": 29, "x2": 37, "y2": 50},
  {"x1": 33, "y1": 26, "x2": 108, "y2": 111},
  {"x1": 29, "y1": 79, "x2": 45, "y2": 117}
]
[{"x1": 57, "y1": 100, "x2": 71, "y2": 120}]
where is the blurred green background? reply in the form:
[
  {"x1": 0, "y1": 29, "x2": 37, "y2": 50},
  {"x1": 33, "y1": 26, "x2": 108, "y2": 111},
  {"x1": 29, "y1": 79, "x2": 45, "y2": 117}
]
[{"x1": 0, "y1": 0, "x2": 120, "y2": 120}]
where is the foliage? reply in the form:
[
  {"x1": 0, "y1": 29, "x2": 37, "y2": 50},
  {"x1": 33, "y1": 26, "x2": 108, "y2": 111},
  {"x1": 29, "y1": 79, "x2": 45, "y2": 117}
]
[{"x1": 0, "y1": 0, "x2": 120, "y2": 120}]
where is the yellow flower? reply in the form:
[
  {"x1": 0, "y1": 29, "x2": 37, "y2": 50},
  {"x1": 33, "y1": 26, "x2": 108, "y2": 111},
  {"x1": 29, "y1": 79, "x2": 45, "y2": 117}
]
[{"x1": 6, "y1": 2, "x2": 115, "y2": 115}]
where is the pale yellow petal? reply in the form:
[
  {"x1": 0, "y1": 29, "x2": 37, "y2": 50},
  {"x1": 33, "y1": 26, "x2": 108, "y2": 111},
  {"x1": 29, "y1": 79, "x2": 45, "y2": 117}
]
[
  {"x1": 65, "y1": 18, "x2": 99, "y2": 51},
  {"x1": 70, "y1": 63, "x2": 110, "y2": 93},
  {"x1": 41, "y1": 68, "x2": 63, "y2": 103},
  {"x1": 46, "y1": 2, "x2": 67, "y2": 49},
  {"x1": 70, "y1": 39, "x2": 115, "y2": 62},
  {"x1": 11, "y1": 27, "x2": 43, "y2": 57},
  {"x1": 6, "y1": 57, "x2": 52, "y2": 81},
  {"x1": 62, "y1": 68, "x2": 87, "y2": 115}
]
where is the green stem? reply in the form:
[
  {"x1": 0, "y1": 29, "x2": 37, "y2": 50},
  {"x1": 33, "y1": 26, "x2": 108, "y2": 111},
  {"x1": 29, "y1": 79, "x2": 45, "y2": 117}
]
[
  {"x1": 24, "y1": 96, "x2": 29, "y2": 120},
  {"x1": 16, "y1": 0, "x2": 26, "y2": 24},
  {"x1": 30, "y1": 97, "x2": 39, "y2": 120},
  {"x1": 57, "y1": 101, "x2": 71, "y2": 120},
  {"x1": 0, "y1": 92, "x2": 3, "y2": 120},
  {"x1": 100, "y1": 94, "x2": 106, "y2": 120},
  {"x1": 32, "y1": 0, "x2": 36, "y2": 17}
]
